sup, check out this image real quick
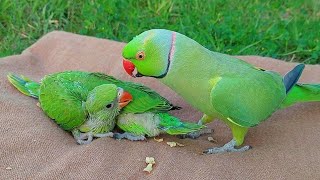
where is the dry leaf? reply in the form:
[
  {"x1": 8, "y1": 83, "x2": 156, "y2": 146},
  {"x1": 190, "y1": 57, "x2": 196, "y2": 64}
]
[
  {"x1": 208, "y1": 137, "x2": 217, "y2": 143},
  {"x1": 5, "y1": 167, "x2": 12, "y2": 170},
  {"x1": 143, "y1": 163, "x2": 153, "y2": 173},
  {"x1": 145, "y1": 157, "x2": 155, "y2": 164},
  {"x1": 36, "y1": 102, "x2": 41, "y2": 108},
  {"x1": 153, "y1": 137, "x2": 163, "y2": 143}
]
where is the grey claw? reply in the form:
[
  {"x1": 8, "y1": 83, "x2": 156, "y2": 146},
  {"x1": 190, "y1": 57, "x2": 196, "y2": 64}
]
[
  {"x1": 76, "y1": 133, "x2": 93, "y2": 145},
  {"x1": 203, "y1": 139, "x2": 252, "y2": 154},
  {"x1": 177, "y1": 134, "x2": 187, "y2": 139},
  {"x1": 113, "y1": 133, "x2": 124, "y2": 140}
]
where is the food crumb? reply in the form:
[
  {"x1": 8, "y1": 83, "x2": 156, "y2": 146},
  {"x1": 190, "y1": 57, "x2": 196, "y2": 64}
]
[
  {"x1": 167, "y1": 141, "x2": 185, "y2": 147},
  {"x1": 153, "y1": 137, "x2": 163, "y2": 143},
  {"x1": 208, "y1": 137, "x2": 217, "y2": 143},
  {"x1": 143, "y1": 157, "x2": 155, "y2": 174}
]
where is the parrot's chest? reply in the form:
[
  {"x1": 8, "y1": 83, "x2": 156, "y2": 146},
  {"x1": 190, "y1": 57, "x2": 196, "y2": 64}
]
[{"x1": 161, "y1": 75, "x2": 218, "y2": 116}]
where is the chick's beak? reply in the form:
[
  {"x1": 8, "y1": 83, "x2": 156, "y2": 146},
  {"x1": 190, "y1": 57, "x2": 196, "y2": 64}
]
[
  {"x1": 118, "y1": 91, "x2": 133, "y2": 109},
  {"x1": 122, "y1": 59, "x2": 136, "y2": 77}
]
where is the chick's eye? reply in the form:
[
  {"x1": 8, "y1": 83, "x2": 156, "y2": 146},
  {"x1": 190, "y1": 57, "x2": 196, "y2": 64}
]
[
  {"x1": 136, "y1": 51, "x2": 145, "y2": 60},
  {"x1": 106, "y1": 103, "x2": 113, "y2": 109}
]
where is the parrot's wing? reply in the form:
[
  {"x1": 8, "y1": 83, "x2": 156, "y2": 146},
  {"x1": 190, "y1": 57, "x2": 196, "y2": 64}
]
[
  {"x1": 118, "y1": 121, "x2": 149, "y2": 136},
  {"x1": 40, "y1": 74, "x2": 88, "y2": 131},
  {"x1": 120, "y1": 82, "x2": 175, "y2": 113},
  {"x1": 210, "y1": 71, "x2": 286, "y2": 127},
  {"x1": 91, "y1": 73, "x2": 176, "y2": 113}
]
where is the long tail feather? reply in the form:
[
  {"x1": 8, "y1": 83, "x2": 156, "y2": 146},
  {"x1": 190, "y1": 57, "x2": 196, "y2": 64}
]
[
  {"x1": 281, "y1": 83, "x2": 320, "y2": 108},
  {"x1": 283, "y1": 64, "x2": 305, "y2": 93},
  {"x1": 158, "y1": 113, "x2": 205, "y2": 135},
  {"x1": 7, "y1": 73, "x2": 40, "y2": 98}
]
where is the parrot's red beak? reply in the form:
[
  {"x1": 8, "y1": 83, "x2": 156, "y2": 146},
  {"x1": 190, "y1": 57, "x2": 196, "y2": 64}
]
[
  {"x1": 118, "y1": 91, "x2": 133, "y2": 109},
  {"x1": 122, "y1": 59, "x2": 136, "y2": 77}
]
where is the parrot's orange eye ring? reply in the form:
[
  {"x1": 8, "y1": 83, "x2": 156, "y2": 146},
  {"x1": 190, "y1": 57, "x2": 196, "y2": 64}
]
[{"x1": 136, "y1": 51, "x2": 145, "y2": 60}]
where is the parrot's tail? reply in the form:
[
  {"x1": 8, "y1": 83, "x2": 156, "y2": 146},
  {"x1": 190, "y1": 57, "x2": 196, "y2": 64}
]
[
  {"x1": 281, "y1": 83, "x2": 320, "y2": 108},
  {"x1": 7, "y1": 73, "x2": 40, "y2": 98},
  {"x1": 283, "y1": 64, "x2": 305, "y2": 93},
  {"x1": 158, "y1": 113, "x2": 205, "y2": 135}
]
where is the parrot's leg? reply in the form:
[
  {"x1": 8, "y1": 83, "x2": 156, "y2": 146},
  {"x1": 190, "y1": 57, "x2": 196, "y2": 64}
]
[
  {"x1": 72, "y1": 129, "x2": 94, "y2": 145},
  {"x1": 203, "y1": 123, "x2": 251, "y2": 154},
  {"x1": 178, "y1": 128, "x2": 213, "y2": 139},
  {"x1": 93, "y1": 132, "x2": 114, "y2": 138},
  {"x1": 113, "y1": 132, "x2": 146, "y2": 141},
  {"x1": 198, "y1": 114, "x2": 214, "y2": 125}
]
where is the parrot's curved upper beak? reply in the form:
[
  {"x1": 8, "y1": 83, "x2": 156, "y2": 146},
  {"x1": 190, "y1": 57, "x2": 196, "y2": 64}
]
[
  {"x1": 122, "y1": 59, "x2": 136, "y2": 78},
  {"x1": 118, "y1": 91, "x2": 133, "y2": 109}
]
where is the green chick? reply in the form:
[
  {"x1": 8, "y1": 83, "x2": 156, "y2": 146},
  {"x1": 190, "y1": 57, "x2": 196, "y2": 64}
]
[
  {"x1": 122, "y1": 29, "x2": 320, "y2": 154},
  {"x1": 8, "y1": 72, "x2": 132, "y2": 144},
  {"x1": 8, "y1": 71, "x2": 206, "y2": 143}
]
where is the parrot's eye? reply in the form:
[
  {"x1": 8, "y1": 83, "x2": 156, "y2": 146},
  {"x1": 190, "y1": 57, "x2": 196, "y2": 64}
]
[
  {"x1": 106, "y1": 103, "x2": 113, "y2": 109},
  {"x1": 136, "y1": 51, "x2": 145, "y2": 60}
]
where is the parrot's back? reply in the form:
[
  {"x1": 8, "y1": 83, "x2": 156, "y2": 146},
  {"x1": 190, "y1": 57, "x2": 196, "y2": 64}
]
[{"x1": 160, "y1": 33, "x2": 290, "y2": 127}]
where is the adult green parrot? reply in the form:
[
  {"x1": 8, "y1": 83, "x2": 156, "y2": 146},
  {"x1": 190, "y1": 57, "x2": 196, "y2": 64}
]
[
  {"x1": 122, "y1": 29, "x2": 320, "y2": 154},
  {"x1": 8, "y1": 71, "x2": 206, "y2": 143},
  {"x1": 7, "y1": 72, "x2": 132, "y2": 144}
]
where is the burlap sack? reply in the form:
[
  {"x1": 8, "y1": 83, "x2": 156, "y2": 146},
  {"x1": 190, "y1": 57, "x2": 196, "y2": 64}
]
[{"x1": 1, "y1": 31, "x2": 319, "y2": 179}]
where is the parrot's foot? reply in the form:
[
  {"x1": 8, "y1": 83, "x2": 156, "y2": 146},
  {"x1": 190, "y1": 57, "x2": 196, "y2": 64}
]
[
  {"x1": 203, "y1": 139, "x2": 251, "y2": 154},
  {"x1": 75, "y1": 132, "x2": 93, "y2": 145},
  {"x1": 113, "y1": 132, "x2": 146, "y2": 141},
  {"x1": 178, "y1": 128, "x2": 213, "y2": 139},
  {"x1": 93, "y1": 132, "x2": 114, "y2": 138}
]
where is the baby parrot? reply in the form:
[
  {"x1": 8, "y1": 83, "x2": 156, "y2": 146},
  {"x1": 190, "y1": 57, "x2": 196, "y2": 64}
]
[
  {"x1": 122, "y1": 29, "x2": 320, "y2": 154},
  {"x1": 8, "y1": 71, "x2": 206, "y2": 142},
  {"x1": 8, "y1": 72, "x2": 132, "y2": 144}
]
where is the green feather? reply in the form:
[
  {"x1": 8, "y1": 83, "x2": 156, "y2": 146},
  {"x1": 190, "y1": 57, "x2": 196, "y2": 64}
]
[
  {"x1": 7, "y1": 73, "x2": 40, "y2": 98},
  {"x1": 116, "y1": 112, "x2": 205, "y2": 137},
  {"x1": 39, "y1": 73, "x2": 88, "y2": 130},
  {"x1": 90, "y1": 73, "x2": 175, "y2": 113},
  {"x1": 158, "y1": 113, "x2": 205, "y2": 135},
  {"x1": 117, "y1": 121, "x2": 149, "y2": 136},
  {"x1": 281, "y1": 83, "x2": 320, "y2": 108}
]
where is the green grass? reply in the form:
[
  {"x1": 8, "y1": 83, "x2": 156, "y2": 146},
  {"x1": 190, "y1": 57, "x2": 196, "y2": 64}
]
[{"x1": 1, "y1": 0, "x2": 319, "y2": 63}]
